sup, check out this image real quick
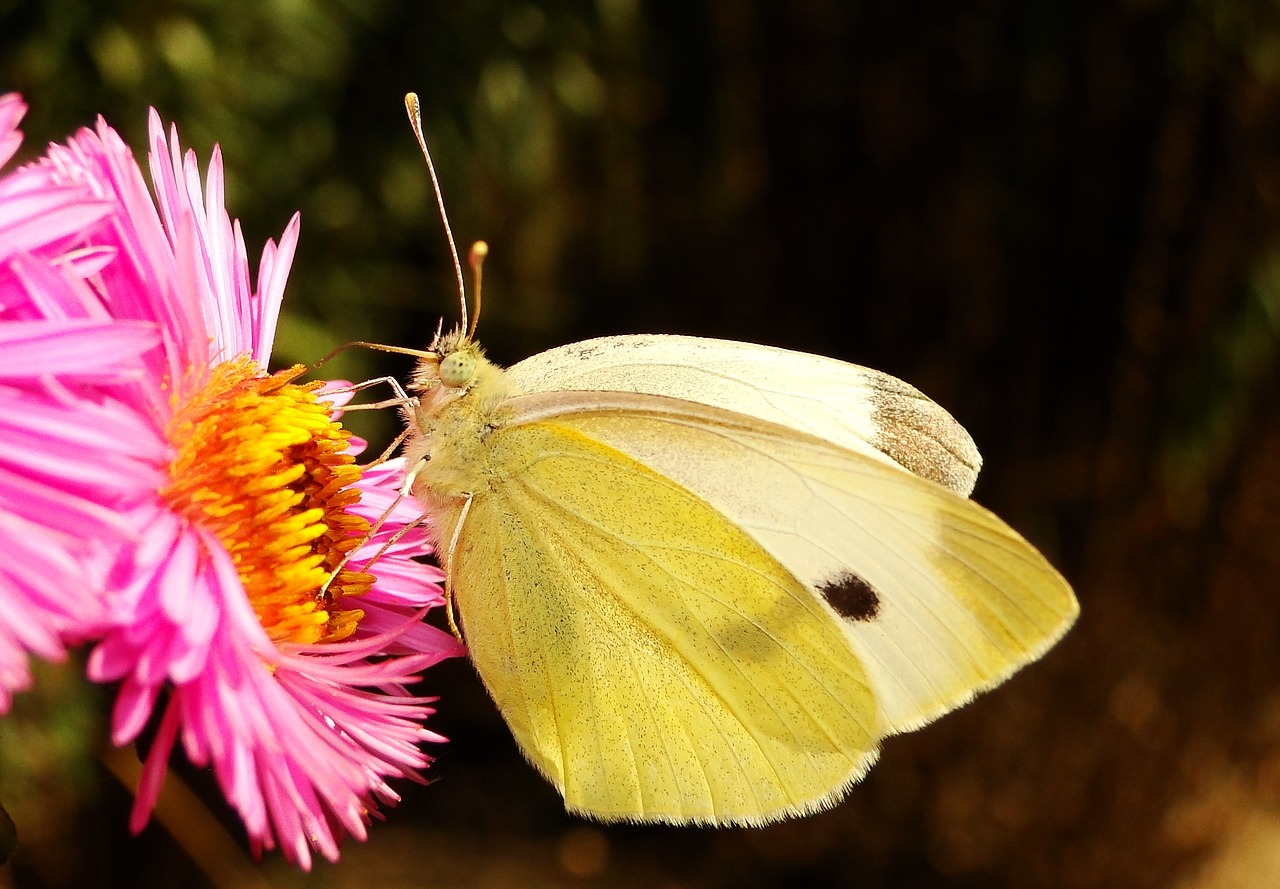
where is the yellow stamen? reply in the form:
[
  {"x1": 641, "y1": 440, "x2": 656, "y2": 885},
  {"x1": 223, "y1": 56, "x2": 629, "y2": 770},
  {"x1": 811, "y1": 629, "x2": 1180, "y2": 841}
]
[{"x1": 162, "y1": 357, "x2": 371, "y2": 645}]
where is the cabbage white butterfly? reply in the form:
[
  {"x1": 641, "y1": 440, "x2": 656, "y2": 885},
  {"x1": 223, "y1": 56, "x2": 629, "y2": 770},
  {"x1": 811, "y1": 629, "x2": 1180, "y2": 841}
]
[{"x1": 396, "y1": 94, "x2": 1077, "y2": 825}]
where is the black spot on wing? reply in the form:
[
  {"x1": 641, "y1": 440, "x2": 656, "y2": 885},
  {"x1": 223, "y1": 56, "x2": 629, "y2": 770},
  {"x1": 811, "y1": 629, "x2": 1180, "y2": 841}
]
[{"x1": 818, "y1": 572, "x2": 881, "y2": 622}]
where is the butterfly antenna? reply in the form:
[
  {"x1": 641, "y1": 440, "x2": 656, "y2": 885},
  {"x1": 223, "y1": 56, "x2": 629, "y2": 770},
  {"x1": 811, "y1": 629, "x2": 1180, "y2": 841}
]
[
  {"x1": 405, "y1": 92, "x2": 469, "y2": 335},
  {"x1": 311, "y1": 340, "x2": 437, "y2": 371},
  {"x1": 467, "y1": 241, "x2": 488, "y2": 338}
]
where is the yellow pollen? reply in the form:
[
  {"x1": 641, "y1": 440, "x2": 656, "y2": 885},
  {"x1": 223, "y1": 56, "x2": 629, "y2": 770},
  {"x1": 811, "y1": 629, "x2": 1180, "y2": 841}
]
[{"x1": 162, "y1": 357, "x2": 371, "y2": 645}]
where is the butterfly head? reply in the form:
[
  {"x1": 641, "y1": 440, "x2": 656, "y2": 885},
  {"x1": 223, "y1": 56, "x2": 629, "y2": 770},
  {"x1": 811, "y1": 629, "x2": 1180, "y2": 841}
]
[
  {"x1": 410, "y1": 327, "x2": 483, "y2": 395},
  {"x1": 434, "y1": 328, "x2": 482, "y2": 389},
  {"x1": 401, "y1": 331, "x2": 482, "y2": 469}
]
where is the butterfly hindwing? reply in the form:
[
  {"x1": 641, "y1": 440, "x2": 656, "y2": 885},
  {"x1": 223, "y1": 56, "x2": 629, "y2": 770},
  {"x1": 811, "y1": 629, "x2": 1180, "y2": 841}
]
[{"x1": 448, "y1": 418, "x2": 879, "y2": 824}]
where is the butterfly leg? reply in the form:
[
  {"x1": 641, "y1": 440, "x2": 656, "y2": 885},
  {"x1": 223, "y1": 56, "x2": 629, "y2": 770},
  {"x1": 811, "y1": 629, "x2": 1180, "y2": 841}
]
[
  {"x1": 441, "y1": 492, "x2": 474, "y2": 643},
  {"x1": 363, "y1": 425, "x2": 413, "y2": 468},
  {"x1": 317, "y1": 457, "x2": 432, "y2": 596},
  {"x1": 324, "y1": 375, "x2": 416, "y2": 411}
]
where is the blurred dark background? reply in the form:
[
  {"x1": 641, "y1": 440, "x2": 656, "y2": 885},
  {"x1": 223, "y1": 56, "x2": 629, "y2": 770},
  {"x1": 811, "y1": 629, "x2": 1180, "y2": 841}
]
[{"x1": 4, "y1": 1, "x2": 1280, "y2": 887}]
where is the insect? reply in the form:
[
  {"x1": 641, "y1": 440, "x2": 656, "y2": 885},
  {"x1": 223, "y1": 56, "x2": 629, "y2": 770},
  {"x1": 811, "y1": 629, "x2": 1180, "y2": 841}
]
[{"x1": 394, "y1": 93, "x2": 1078, "y2": 825}]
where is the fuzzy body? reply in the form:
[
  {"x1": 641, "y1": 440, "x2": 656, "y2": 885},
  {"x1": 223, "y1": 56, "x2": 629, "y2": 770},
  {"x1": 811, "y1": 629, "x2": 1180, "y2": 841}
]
[{"x1": 402, "y1": 333, "x2": 516, "y2": 549}]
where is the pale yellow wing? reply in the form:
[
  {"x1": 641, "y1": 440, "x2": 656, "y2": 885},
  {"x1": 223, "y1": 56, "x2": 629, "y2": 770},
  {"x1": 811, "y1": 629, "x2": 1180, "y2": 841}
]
[
  {"x1": 506, "y1": 334, "x2": 982, "y2": 496},
  {"x1": 506, "y1": 390, "x2": 1079, "y2": 737},
  {"x1": 450, "y1": 420, "x2": 880, "y2": 824}
]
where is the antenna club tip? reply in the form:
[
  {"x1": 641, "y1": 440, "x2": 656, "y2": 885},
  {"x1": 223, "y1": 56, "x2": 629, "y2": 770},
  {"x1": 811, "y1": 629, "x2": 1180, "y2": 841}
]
[{"x1": 470, "y1": 241, "x2": 489, "y2": 261}]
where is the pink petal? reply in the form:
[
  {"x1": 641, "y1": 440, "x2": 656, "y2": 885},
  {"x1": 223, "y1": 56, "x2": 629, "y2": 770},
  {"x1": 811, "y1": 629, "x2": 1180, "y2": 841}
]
[
  {"x1": 0, "y1": 94, "x2": 26, "y2": 168},
  {"x1": 0, "y1": 189, "x2": 113, "y2": 263},
  {"x1": 0, "y1": 318, "x2": 158, "y2": 377}
]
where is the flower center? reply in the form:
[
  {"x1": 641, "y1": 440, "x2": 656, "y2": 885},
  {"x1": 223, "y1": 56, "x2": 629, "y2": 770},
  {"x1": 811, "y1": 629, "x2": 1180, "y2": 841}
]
[{"x1": 162, "y1": 357, "x2": 372, "y2": 645}]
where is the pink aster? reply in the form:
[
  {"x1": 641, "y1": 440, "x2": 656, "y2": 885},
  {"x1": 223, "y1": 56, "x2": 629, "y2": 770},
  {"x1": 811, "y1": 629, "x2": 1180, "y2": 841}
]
[
  {"x1": 0, "y1": 93, "x2": 160, "y2": 707},
  {"x1": 0, "y1": 97, "x2": 463, "y2": 867}
]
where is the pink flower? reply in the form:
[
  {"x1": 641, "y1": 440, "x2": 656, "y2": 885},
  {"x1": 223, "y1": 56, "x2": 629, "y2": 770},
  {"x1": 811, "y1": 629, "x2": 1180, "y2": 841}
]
[
  {"x1": 0, "y1": 92, "x2": 159, "y2": 708},
  {"x1": 0, "y1": 96, "x2": 464, "y2": 868}
]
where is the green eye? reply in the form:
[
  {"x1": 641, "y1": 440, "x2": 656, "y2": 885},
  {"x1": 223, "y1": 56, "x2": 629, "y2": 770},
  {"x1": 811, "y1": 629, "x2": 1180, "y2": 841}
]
[{"x1": 440, "y1": 351, "x2": 477, "y2": 388}]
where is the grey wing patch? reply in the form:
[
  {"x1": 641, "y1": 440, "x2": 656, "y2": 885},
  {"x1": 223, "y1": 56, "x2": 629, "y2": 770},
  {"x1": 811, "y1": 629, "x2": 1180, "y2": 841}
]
[
  {"x1": 866, "y1": 374, "x2": 982, "y2": 497},
  {"x1": 818, "y1": 572, "x2": 881, "y2": 622}
]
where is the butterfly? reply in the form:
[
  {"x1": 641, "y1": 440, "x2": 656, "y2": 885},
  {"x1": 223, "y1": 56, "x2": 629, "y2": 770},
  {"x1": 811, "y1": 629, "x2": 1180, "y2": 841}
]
[{"x1": 393, "y1": 93, "x2": 1078, "y2": 826}]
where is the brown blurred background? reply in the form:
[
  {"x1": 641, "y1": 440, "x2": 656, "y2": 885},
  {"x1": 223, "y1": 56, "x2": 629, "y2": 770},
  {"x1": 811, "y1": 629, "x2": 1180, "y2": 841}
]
[{"x1": 4, "y1": 1, "x2": 1280, "y2": 887}]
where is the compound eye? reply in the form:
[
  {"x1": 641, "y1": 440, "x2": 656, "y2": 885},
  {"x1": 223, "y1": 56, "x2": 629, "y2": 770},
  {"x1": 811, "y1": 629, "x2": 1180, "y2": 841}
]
[{"x1": 439, "y1": 351, "x2": 477, "y2": 388}]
